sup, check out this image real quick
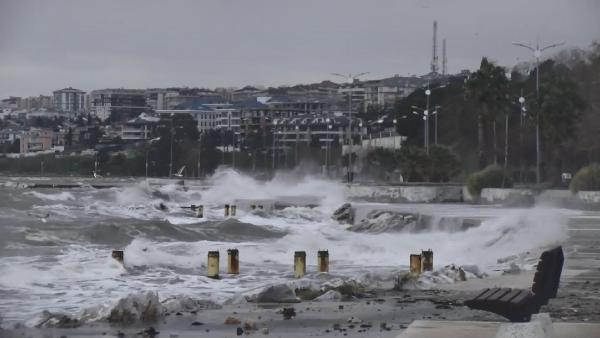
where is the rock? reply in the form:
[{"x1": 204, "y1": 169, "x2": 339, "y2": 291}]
[
  {"x1": 282, "y1": 307, "x2": 296, "y2": 320},
  {"x1": 160, "y1": 295, "x2": 222, "y2": 313},
  {"x1": 236, "y1": 327, "x2": 244, "y2": 336},
  {"x1": 332, "y1": 203, "x2": 354, "y2": 224},
  {"x1": 244, "y1": 320, "x2": 257, "y2": 331},
  {"x1": 255, "y1": 284, "x2": 300, "y2": 303},
  {"x1": 348, "y1": 210, "x2": 415, "y2": 233},
  {"x1": 347, "y1": 317, "x2": 362, "y2": 324},
  {"x1": 107, "y1": 291, "x2": 162, "y2": 323},
  {"x1": 35, "y1": 311, "x2": 81, "y2": 328},
  {"x1": 140, "y1": 327, "x2": 159, "y2": 338},
  {"x1": 314, "y1": 290, "x2": 342, "y2": 302},
  {"x1": 191, "y1": 321, "x2": 204, "y2": 326},
  {"x1": 225, "y1": 316, "x2": 241, "y2": 325},
  {"x1": 261, "y1": 327, "x2": 269, "y2": 335}
]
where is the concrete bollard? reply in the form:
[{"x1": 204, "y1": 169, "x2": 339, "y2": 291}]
[
  {"x1": 112, "y1": 250, "x2": 124, "y2": 264},
  {"x1": 196, "y1": 205, "x2": 204, "y2": 218},
  {"x1": 421, "y1": 249, "x2": 433, "y2": 272},
  {"x1": 207, "y1": 251, "x2": 220, "y2": 279},
  {"x1": 410, "y1": 254, "x2": 422, "y2": 274},
  {"x1": 317, "y1": 250, "x2": 329, "y2": 273},
  {"x1": 224, "y1": 204, "x2": 230, "y2": 217},
  {"x1": 294, "y1": 251, "x2": 306, "y2": 278},
  {"x1": 227, "y1": 249, "x2": 240, "y2": 274},
  {"x1": 230, "y1": 205, "x2": 237, "y2": 217}
]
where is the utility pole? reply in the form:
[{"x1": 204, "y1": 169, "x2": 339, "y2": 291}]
[
  {"x1": 512, "y1": 39, "x2": 565, "y2": 184},
  {"x1": 331, "y1": 72, "x2": 368, "y2": 183},
  {"x1": 442, "y1": 39, "x2": 447, "y2": 76}
]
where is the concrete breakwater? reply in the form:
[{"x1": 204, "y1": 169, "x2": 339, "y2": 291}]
[
  {"x1": 345, "y1": 185, "x2": 464, "y2": 203},
  {"x1": 345, "y1": 184, "x2": 600, "y2": 208}
]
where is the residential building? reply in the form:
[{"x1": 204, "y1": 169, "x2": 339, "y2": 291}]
[
  {"x1": 22, "y1": 95, "x2": 54, "y2": 111},
  {"x1": 19, "y1": 128, "x2": 54, "y2": 154},
  {"x1": 157, "y1": 98, "x2": 238, "y2": 133},
  {"x1": 53, "y1": 87, "x2": 86, "y2": 113},
  {"x1": 0, "y1": 128, "x2": 23, "y2": 144},
  {"x1": 90, "y1": 89, "x2": 147, "y2": 121},
  {"x1": 120, "y1": 113, "x2": 159, "y2": 141},
  {"x1": 1, "y1": 97, "x2": 22, "y2": 111}
]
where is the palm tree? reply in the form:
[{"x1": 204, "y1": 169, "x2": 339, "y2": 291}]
[{"x1": 465, "y1": 57, "x2": 510, "y2": 169}]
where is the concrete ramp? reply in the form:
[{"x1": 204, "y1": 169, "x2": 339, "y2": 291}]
[{"x1": 397, "y1": 319, "x2": 600, "y2": 338}]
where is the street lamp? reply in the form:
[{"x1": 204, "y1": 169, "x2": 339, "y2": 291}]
[
  {"x1": 295, "y1": 125, "x2": 299, "y2": 166},
  {"x1": 512, "y1": 39, "x2": 565, "y2": 184},
  {"x1": 392, "y1": 118, "x2": 397, "y2": 149},
  {"x1": 145, "y1": 137, "x2": 161, "y2": 178},
  {"x1": 272, "y1": 120, "x2": 277, "y2": 172},
  {"x1": 331, "y1": 72, "x2": 368, "y2": 183}
]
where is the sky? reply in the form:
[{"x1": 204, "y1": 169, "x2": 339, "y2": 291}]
[{"x1": 0, "y1": 0, "x2": 598, "y2": 98}]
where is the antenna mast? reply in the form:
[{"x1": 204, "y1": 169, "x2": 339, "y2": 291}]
[
  {"x1": 442, "y1": 39, "x2": 447, "y2": 75},
  {"x1": 430, "y1": 20, "x2": 439, "y2": 74}
]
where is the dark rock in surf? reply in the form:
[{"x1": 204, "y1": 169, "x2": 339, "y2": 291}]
[
  {"x1": 253, "y1": 284, "x2": 300, "y2": 303},
  {"x1": 332, "y1": 203, "x2": 355, "y2": 224}
]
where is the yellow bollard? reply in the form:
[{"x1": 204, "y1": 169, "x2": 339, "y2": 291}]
[
  {"x1": 207, "y1": 251, "x2": 220, "y2": 279},
  {"x1": 196, "y1": 205, "x2": 204, "y2": 218},
  {"x1": 227, "y1": 249, "x2": 240, "y2": 274},
  {"x1": 421, "y1": 249, "x2": 433, "y2": 272},
  {"x1": 112, "y1": 250, "x2": 124, "y2": 264},
  {"x1": 224, "y1": 204, "x2": 230, "y2": 217},
  {"x1": 317, "y1": 250, "x2": 329, "y2": 273},
  {"x1": 294, "y1": 251, "x2": 306, "y2": 278},
  {"x1": 230, "y1": 205, "x2": 237, "y2": 217},
  {"x1": 410, "y1": 254, "x2": 422, "y2": 275}
]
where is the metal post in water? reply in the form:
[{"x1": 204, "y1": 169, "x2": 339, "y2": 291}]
[
  {"x1": 207, "y1": 251, "x2": 220, "y2": 279},
  {"x1": 294, "y1": 251, "x2": 306, "y2": 278},
  {"x1": 227, "y1": 249, "x2": 239, "y2": 274},
  {"x1": 317, "y1": 250, "x2": 329, "y2": 273},
  {"x1": 224, "y1": 204, "x2": 230, "y2": 217},
  {"x1": 421, "y1": 249, "x2": 433, "y2": 272},
  {"x1": 410, "y1": 254, "x2": 422, "y2": 275},
  {"x1": 112, "y1": 250, "x2": 124, "y2": 264}
]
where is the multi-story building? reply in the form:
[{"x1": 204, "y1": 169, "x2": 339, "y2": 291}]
[
  {"x1": 157, "y1": 98, "x2": 239, "y2": 133},
  {"x1": 21, "y1": 95, "x2": 54, "y2": 111},
  {"x1": 120, "y1": 113, "x2": 159, "y2": 141},
  {"x1": 90, "y1": 89, "x2": 147, "y2": 121},
  {"x1": 19, "y1": 128, "x2": 54, "y2": 154},
  {"x1": 1, "y1": 97, "x2": 22, "y2": 111},
  {"x1": 0, "y1": 128, "x2": 23, "y2": 145},
  {"x1": 53, "y1": 87, "x2": 86, "y2": 114}
]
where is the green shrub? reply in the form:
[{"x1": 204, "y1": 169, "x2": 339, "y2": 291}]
[
  {"x1": 466, "y1": 165, "x2": 512, "y2": 196},
  {"x1": 570, "y1": 163, "x2": 600, "y2": 193}
]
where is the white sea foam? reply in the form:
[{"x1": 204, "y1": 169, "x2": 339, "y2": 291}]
[
  {"x1": 26, "y1": 191, "x2": 76, "y2": 202},
  {"x1": 0, "y1": 169, "x2": 578, "y2": 326}
]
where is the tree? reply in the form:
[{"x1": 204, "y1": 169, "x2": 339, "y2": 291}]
[{"x1": 465, "y1": 57, "x2": 510, "y2": 169}]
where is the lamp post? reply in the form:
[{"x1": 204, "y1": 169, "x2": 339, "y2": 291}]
[
  {"x1": 512, "y1": 39, "x2": 565, "y2": 184},
  {"x1": 331, "y1": 72, "x2": 368, "y2": 184},
  {"x1": 169, "y1": 113, "x2": 174, "y2": 177},
  {"x1": 392, "y1": 118, "x2": 397, "y2": 149},
  {"x1": 146, "y1": 137, "x2": 161, "y2": 178},
  {"x1": 295, "y1": 125, "x2": 299, "y2": 166},
  {"x1": 411, "y1": 106, "x2": 439, "y2": 154},
  {"x1": 271, "y1": 121, "x2": 277, "y2": 172}
]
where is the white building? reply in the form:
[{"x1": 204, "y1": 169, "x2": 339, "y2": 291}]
[{"x1": 53, "y1": 87, "x2": 86, "y2": 114}]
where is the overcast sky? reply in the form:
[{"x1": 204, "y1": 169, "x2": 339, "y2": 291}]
[{"x1": 1, "y1": 0, "x2": 598, "y2": 98}]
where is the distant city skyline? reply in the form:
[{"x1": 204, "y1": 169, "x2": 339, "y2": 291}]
[{"x1": 0, "y1": 0, "x2": 598, "y2": 98}]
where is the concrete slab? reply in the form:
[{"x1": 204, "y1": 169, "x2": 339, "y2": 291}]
[{"x1": 396, "y1": 320, "x2": 600, "y2": 338}]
